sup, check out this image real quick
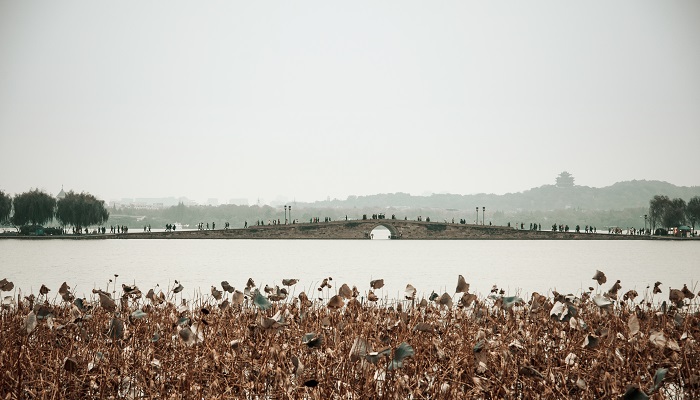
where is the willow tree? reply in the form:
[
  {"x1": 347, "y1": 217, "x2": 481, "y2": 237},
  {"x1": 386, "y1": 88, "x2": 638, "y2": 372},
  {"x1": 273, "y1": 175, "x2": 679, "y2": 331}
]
[
  {"x1": 685, "y1": 196, "x2": 700, "y2": 233},
  {"x1": 56, "y1": 191, "x2": 110, "y2": 232},
  {"x1": 648, "y1": 195, "x2": 670, "y2": 231},
  {"x1": 11, "y1": 189, "x2": 56, "y2": 226},
  {"x1": 0, "y1": 190, "x2": 11, "y2": 224}
]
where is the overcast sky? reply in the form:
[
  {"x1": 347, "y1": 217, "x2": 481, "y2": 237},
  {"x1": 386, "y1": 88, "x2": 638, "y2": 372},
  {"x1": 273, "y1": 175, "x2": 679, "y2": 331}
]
[{"x1": 1, "y1": 1, "x2": 699, "y2": 205}]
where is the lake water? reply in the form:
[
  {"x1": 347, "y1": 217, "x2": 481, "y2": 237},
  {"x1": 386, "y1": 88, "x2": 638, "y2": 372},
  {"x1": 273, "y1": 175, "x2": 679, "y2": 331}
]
[{"x1": 1, "y1": 239, "x2": 698, "y2": 302}]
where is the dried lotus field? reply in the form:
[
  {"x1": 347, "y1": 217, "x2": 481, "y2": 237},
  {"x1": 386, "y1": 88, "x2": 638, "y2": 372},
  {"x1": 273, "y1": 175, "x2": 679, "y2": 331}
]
[{"x1": 0, "y1": 273, "x2": 699, "y2": 399}]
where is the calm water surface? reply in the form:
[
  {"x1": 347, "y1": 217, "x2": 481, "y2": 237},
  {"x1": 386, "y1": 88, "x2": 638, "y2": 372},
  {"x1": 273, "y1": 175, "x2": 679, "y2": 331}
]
[{"x1": 1, "y1": 239, "x2": 698, "y2": 301}]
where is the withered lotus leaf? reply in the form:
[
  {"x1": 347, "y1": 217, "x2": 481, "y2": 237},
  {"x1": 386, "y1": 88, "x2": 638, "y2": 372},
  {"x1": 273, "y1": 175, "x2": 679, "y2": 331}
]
[
  {"x1": 592, "y1": 294, "x2": 612, "y2": 309},
  {"x1": 628, "y1": 314, "x2": 640, "y2": 337},
  {"x1": 122, "y1": 284, "x2": 140, "y2": 296},
  {"x1": 302, "y1": 332, "x2": 323, "y2": 348},
  {"x1": 98, "y1": 293, "x2": 116, "y2": 312},
  {"x1": 338, "y1": 284, "x2": 353, "y2": 299},
  {"x1": 456, "y1": 275, "x2": 469, "y2": 293},
  {"x1": 298, "y1": 291, "x2": 311, "y2": 307},
  {"x1": 0, "y1": 278, "x2": 14, "y2": 292},
  {"x1": 437, "y1": 293, "x2": 453, "y2": 308},
  {"x1": 33, "y1": 304, "x2": 53, "y2": 320},
  {"x1": 221, "y1": 281, "x2": 234, "y2": 293},
  {"x1": 365, "y1": 347, "x2": 390, "y2": 364},
  {"x1": 519, "y1": 365, "x2": 544, "y2": 380},
  {"x1": 388, "y1": 342, "x2": 414, "y2": 370},
  {"x1": 232, "y1": 290, "x2": 244, "y2": 305},
  {"x1": 607, "y1": 280, "x2": 622, "y2": 297},
  {"x1": 211, "y1": 286, "x2": 222, "y2": 300},
  {"x1": 282, "y1": 279, "x2": 298, "y2": 287},
  {"x1": 253, "y1": 290, "x2": 272, "y2": 311},
  {"x1": 268, "y1": 292, "x2": 286, "y2": 302},
  {"x1": 108, "y1": 317, "x2": 124, "y2": 340},
  {"x1": 405, "y1": 284, "x2": 417, "y2": 300},
  {"x1": 179, "y1": 326, "x2": 196, "y2": 346},
  {"x1": 413, "y1": 322, "x2": 434, "y2": 333},
  {"x1": 58, "y1": 282, "x2": 70, "y2": 295},
  {"x1": 370, "y1": 279, "x2": 384, "y2": 290},
  {"x1": 669, "y1": 289, "x2": 684, "y2": 306},
  {"x1": 291, "y1": 355, "x2": 303, "y2": 375},
  {"x1": 260, "y1": 316, "x2": 277, "y2": 329},
  {"x1": 327, "y1": 295, "x2": 344, "y2": 309},
  {"x1": 502, "y1": 296, "x2": 523, "y2": 310},
  {"x1": 653, "y1": 368, "x2": 668, "y2": 391},
  {"x1": 623, "y1": 290, "x2": 638, "y2": 301},
  {"x1": 649, "y1": 330, "x2": 667, "y2": 348},
  {"x1": 63, "y1": 357, "x2": 78, "y2": 373},
  {"x1": 622, "y1": 385, "x2": 650, "y2": 400},
  {"x1": 592, "y1": 270, "x2": 607, "y2": 285},
  {"x1": 303, "y1": 379, "x2": 318, "y2": 388},
  {"x1": 550, "y1": 301, "x2": 568, "y2": 321},
  {"x1": 25, "y1": 311, "x2": 37, "y2": 334},
  {"x1": 367, "y1": 291, "x2": 378, "y2": 302},
  {"x1": 582, "y1": 334, "x2": 599, "y2": 349},
  {"x1": 681, "y1": 284, "x2": 695, "y2": 300}
]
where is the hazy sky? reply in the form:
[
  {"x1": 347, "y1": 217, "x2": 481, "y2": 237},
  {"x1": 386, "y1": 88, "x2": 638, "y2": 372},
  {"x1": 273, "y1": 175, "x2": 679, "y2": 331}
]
[{"x1": 1, "y1": 1, "x2": 699, "y2": 205}]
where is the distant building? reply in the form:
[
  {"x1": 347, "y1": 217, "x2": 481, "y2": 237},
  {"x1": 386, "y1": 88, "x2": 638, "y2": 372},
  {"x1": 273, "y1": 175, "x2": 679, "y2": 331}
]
[
  {"x1": 108, "y1": 196, "x2": 197, "y2": 209},
  {"x1": 556, "y1": 171, "x2": 575, "y2": 188},
  {"x1": 228, "y1": 198, "x2": 249, "y2": 206},
  {"x1": 56, "y1": 186, "x2": 66, "y2": 200}
]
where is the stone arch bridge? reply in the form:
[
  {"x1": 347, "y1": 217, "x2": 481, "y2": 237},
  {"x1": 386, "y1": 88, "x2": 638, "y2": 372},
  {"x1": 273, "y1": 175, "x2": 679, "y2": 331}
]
[{"x1": 118, "y1": 219, "x2": 644, "y2": 240}]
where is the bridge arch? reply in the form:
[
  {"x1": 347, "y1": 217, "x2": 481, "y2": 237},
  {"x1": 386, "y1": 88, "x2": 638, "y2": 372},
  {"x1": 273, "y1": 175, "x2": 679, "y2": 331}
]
[{"x1": 369, "y1": 223, "x2": 400, "y2": 239}]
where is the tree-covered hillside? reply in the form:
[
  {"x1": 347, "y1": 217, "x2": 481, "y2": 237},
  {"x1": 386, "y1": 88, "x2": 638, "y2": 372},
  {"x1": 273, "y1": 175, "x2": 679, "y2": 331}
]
[{"x1": 301, "y1": 180, "x2": 700, "y2": 212}]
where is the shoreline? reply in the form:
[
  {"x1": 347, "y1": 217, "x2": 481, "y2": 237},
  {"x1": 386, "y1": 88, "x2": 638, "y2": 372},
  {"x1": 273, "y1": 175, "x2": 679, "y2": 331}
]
[{"x1": 1, "y1": 223, "x2": 695, "y2": 241}]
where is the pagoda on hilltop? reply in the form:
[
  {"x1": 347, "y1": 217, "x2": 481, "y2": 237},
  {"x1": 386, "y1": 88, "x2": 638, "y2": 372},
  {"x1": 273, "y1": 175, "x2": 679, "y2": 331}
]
[
  {"x1": 56, "y1": 185, "x2": 66, "y2": 200},
  {"x1": 555, "y1": 171, "x2": 575, "y2": 188}
]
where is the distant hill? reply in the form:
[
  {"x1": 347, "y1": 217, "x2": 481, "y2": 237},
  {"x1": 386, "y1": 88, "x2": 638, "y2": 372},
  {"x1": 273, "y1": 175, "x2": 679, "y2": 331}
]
[{"x1": 301, "y1": 180, "x2": 700, "y2": 212}]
